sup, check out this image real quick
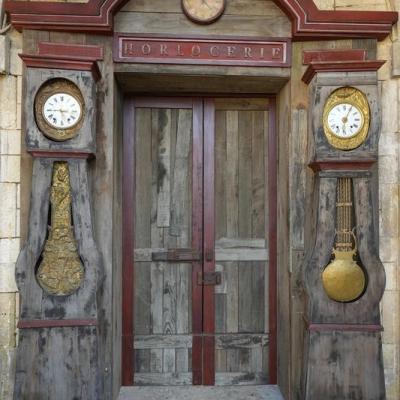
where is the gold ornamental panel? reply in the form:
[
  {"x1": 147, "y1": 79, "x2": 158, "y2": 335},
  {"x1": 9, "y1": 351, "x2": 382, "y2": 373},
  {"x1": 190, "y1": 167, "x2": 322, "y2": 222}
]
[{"x1": 36, "y1": 162, "x2": 84, "y2": 296}]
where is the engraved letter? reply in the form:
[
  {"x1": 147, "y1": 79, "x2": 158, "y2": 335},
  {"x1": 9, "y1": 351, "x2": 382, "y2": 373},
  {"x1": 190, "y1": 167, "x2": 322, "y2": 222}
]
[
  {"x1": 177, "y1": 44, "x2": 184, "y2": 56},
  {"x1": 191, "y1": 45, "x2": 201, "y2": 57},
  {"x1": 244, "y1": 47, "x2": 252, "y2": 58},
  {"x1": 227, "y1": 46, "x2": 236, "y2": 57},
  {"x1": 160, "y1": 44, "x2": 168, "y2": 56},
  {"x1": 142, "y1": 44, "x2": 151, "y2": 55},
  {"x1": 210, "y1": 46, "x2": 220, "y2": 57}
]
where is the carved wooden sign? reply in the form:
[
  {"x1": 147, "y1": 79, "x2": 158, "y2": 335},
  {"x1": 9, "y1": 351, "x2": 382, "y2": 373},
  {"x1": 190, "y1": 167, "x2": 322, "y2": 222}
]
[{"x1": 114, "y1": 35, "x2": 291, "y2": 67}]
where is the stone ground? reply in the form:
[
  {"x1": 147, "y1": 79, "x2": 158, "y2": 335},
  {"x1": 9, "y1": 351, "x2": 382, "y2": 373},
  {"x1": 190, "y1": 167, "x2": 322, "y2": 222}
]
[{"x1": 118, "y1": 385, "x2": 284, "y2": 400}]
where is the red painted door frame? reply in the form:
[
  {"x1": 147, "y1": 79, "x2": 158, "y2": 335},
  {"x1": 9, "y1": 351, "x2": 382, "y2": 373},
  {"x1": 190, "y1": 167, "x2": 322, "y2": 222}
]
[{"x1": 121, "y1": 96, "x2": 277, "y2": 386}]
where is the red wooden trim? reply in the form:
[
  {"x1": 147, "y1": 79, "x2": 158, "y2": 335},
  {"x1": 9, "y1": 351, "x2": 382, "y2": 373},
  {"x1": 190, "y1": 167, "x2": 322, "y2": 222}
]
[
  {"x1": 202, "y1": 98, "x2": 215, "y2": 385},
  {"x1": 19, "y1": 54, "x2": 101, "y2": 82},
  {"x1": 28, "y1": 150, "x2": 95, "y2": 160},
  {"x1": 309, "y1": 323, "x2": 384, "y2": 332},
  {"x1": 5, "y1": 0, "x2": 397, "y2": 40},
  {"x1": 303, "y1": 49, "x2": 366, "y2": 65},
  {"x1": 268, "y1": 99, "x2": 278, "y2": 385},
  {"x1": 121, "y1": 97, "x2": 135, "y2": 386},
  {"x1": 38, "y1": 42, "x2": 103, "y2": 60},
  {"x1": 302, "y1": 60, "x2": 386, "y2": 84},
  {"x1": 309, "y1": 159, "x2": 376, "y2": 172},
  {"x1": 18, "y1": 319, "x2": 97, "y2": 328},
  {"x1": 191, "y1": 98, "x2": 204, "y2": 385}
]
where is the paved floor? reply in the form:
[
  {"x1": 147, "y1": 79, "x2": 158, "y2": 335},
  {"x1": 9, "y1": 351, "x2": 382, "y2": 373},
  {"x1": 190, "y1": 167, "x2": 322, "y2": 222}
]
[{"x1": 118, "y1": 385, "x2": 284, "y2": 400}]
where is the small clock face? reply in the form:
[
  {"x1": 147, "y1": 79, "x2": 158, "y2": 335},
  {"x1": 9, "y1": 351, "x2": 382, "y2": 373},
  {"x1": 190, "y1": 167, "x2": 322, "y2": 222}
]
[
  {"x1": 43, "y1": 93, "x2": 82, "y2": 130},
  {"x1": 327, "y1": 103, "x2": 364, "y2": 139},
  {"x1": 323, "y1": 87, "x2": 370, "y2": 151},
  {"x1": 182, "y1": 0, "x2": 226, "y2": 24},
  {"x1": 35, "y1": 79, "x2": 85, "y2": 142}
]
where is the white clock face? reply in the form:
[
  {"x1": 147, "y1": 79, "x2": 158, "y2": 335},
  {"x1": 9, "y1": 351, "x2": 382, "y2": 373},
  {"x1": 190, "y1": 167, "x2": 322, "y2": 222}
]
[
  {"x1": 42, "y1": 93, "x2": 82, "y2": 130},
  {"x1": 327, "y1": 103, "x2": 364, "y2": 138}
]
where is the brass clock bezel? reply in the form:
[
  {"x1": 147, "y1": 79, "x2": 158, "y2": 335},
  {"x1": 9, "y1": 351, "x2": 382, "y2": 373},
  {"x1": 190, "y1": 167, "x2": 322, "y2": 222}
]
[
  {"x1": 182, "y1": 0, "x2": 226, "y2": 25},
  {"x1": 34, "y1": 78, "x2": 85, "y2": 142},
  {"x1": 323, "y1": 87, "x2": 370, "y2": 151}
]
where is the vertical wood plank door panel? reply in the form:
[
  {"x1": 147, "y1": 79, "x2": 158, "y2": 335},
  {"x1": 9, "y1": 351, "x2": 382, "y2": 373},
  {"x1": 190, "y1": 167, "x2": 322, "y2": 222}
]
[
  {"x1": 122, "y1": 97, "x2": 277, "y2": 387},
  {"x1": 212, "y1": 99, "x2": 273, "y2": 386}
]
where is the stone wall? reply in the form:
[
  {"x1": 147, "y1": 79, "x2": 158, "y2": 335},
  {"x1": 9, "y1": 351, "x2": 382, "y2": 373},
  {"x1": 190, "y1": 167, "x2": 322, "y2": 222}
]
[{"x1": 0, "y1": 26, "x2": 22, "y2": 400}]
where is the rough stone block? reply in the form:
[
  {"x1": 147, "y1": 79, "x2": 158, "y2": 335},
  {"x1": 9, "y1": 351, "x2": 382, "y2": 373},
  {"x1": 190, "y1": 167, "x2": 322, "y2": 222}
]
[
  {"x1": 0, "y1": 293, "x2": 16, "y2": 347},
  {"x1": 379, "y1": 184, "x2": 399, "y2": 238},
  {"x1": 0, "y1": 347, "x2": 16, "y2": 400},
  {"x1": 0, "y1": 264, "x2": 17, "y2": 293},
  {"x1": 0, "y1": 239, "x2": 20, "y2": 264},
  {"x1": 380, "y1": 236, "x2": 399, "y2": 263},
  {"x1": 379, "y1": 132, "x2": 399, "y2": 157},
  {"x1": 0, "y1": 155, "x2": 21, "y2": 183},
  {"x1": 8, "y1": 29, "x2": 22, "y2": 77},
  {"x1": 0, "y1": 76, "x2": 17, "y2": 130},
  {"x1": 381, "y1": 290, "x2": 400, "y2": 344},
  {"x1": 0, "y1": 183, "x2": 17, "y2": 238},
  {"x1": 0, "y1": 130, "x2": 21, "y2": 155},
  {"x1": 384, "y1": 262, "x2": 398, "y2": 291},
  {"x1": 379, "y1": 155, "x2": 399, "y2": 185},
  {"x1": 381, "y1": 80, "x2": 399, "y2": 133},
  {"x1": 383, "y1": 344, "x2": 400, "y2": 400}
]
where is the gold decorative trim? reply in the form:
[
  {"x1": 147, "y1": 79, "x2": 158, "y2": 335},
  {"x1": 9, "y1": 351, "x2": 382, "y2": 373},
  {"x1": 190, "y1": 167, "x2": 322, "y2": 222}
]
[
  {"x1": 36, "y1": 162, "x2": 84, "y2": 296},
  {"x1": 34, "y1": 78, "x2": 85, "y2": 142},
  {"x1": 323, "y1": 87, "x2": 370, "y2": 150}
]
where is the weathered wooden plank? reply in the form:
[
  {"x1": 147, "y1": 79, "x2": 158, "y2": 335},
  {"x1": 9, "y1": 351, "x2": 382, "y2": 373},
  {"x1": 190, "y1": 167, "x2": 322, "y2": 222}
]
[
  {"x1": 238, "y1": 348, "x2": 250, "y2": 372},
  {"x1": 163, "y1": 264, "x2": 177, "y2": 335},
  {"x1": 176, "y1": 348, "x2": 189, "y2": 373},
  {"x1": 252, "y1": 262, "x2": 265, "y2": 333},
  {"x1": 215, "y1": 110, "x2": 227, "y2": 241},
  {"x1": 216, "y1": 238, "x2": 265, "y2": 249},
  {"x1": 215, "y1": 98, "x2": 270, "y2": 111},
  {"x1": 134, "y1": 334, "x2": 192, "y2": 349},
  {"x1": 215, "y1": 372, "x2": 268, "y2": 385},
  {"x1": 216, "y1": 334, "x2": 269, "y2": 349},
  {"x1": 239, "y1": 262, "x2": 253, "y2": 333},
  {"x1": 215, "y1": 293, "x2": 227, "y2": 333},
  {"x1": 150, "y1": 349, "x2": 163, "y2": 373},
  {"x1": 135, "y1": 349, "x2": 151, "y2": 373},
  {"x1": 226, "y1": 110, "x2": 239, "y2": 238},
  {"x1": 226, "y1": 261, "x2": 239, "y2": 333},
  {"x1": 216, "y1": 248, "x2": 268, "y2": 261},
  {"x1": 215, "y1": 263, "x2": 227, "y2": 294},
  {"x1": 115, "y1": 13, "x2": 291, "y2": 37},
  {"x1": 163, "y1": 348, "x2": 176, "y2": 373},
  {"x1": 156, "y1": 109, "x2": 172, "y2": 227},
  {"x1": 134, "y1": 262, "x2": 151, "y2": 334},
  {"x1": 150, "y1": 263, "x2": 164, "y2": 334},
  {"x1": 121, "y1": 0, "x2": 285, "y2": 17},
  {"x1": 134, "y1": 372, "x2": 192, "y2": 385},
  {"x1": 135, "y1": 108, "x2": 152, "y2": 248}
]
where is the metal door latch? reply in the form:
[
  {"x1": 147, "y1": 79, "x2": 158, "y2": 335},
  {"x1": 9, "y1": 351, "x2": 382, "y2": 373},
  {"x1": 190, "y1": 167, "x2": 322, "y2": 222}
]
[{"x1": 197, "y1": 271, "x2": 222, "y2": 286}]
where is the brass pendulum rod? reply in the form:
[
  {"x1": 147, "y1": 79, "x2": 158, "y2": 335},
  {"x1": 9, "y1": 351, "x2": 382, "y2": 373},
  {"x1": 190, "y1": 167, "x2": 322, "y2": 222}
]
[{"x1": 336, "y1": 177, "x2": 353, "y2": 252}]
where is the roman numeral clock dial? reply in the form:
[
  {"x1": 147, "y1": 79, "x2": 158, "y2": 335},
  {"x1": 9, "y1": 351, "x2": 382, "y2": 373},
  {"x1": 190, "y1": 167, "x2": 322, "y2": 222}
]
[
  {"x1": 34, "y1": 79, "x2": 85, "y2": 142},
  {"x1": 323, "y1": 87, "x2": 370, "y2": 150}
]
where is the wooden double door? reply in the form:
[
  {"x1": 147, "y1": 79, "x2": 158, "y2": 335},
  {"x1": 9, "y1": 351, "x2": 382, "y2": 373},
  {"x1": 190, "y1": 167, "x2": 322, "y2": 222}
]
[{"x1": 122, "y1": 97, "x2": 276, "y2": 387}]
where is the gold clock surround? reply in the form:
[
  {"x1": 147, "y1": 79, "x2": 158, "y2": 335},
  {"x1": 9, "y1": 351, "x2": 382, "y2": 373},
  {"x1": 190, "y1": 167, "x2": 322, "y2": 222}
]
[
  {"x1": 323, "y1": 86, "x2": 370, "y2": 151},
  {"x1": 34, "y1": 78, "x2": 85, "y2": 142},
  {"x1": 182, "y1": 0, "x2": 226, "y2": 24}
]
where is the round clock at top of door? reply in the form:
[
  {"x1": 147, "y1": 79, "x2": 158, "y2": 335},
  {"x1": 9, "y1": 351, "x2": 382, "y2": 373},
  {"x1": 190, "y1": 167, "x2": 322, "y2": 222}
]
[
  {"x1": 182, "y1": 0, "x2": 226, "y2": 24},
  {"x1": 323, "y1": 86, "x2": 370, "y2": 151},
  {"x1": 34, "y1": 78, "x2": 85, "y2": 142}
]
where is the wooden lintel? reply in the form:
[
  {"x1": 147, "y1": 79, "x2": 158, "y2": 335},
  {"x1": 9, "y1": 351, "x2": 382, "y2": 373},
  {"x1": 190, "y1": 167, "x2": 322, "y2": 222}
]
[
  {"x1": 28, "y1": 150, "x2": 96, "y2": 160},
  {"x1": 309, "y1": 159, "x2": 376, "y2": 172},
  {"x1": 308, "y1": 323, "x2": 384, "y2": 333}
]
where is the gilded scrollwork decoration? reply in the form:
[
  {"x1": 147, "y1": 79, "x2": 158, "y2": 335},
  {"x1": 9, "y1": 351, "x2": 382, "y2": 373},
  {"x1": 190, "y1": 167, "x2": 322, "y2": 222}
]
[{"x1": 36, "y1": 162, "x2": 84, "y2": 296}]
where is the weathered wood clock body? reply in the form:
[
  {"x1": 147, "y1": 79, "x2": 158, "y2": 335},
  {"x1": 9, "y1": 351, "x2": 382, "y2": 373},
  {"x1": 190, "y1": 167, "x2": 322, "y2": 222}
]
[{"x1": 303, "y1": 67, "x2": 386, "y2": 399}]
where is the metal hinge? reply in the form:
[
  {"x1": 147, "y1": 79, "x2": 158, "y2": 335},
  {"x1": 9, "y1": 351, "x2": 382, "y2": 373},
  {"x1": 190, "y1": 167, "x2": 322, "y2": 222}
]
[{"x1": 197, "y1": 271, "x2": 222, "y2": 286}]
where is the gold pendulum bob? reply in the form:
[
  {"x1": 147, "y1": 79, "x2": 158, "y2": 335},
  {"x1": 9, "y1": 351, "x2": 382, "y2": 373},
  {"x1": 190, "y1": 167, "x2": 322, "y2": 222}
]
[
  {"x1": 36, "y1": 162, "x2": 84, "y2": 296},
  {"x1": 322, "y1": 248, "x2": 366, "y2": 302}
]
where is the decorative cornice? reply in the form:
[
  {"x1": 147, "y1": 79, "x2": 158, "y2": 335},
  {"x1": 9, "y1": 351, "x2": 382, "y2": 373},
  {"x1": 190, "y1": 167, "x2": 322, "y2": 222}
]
[
  {"x1": 302, "y1": 60, "x2": 386, "y2": 84},
  {"x1": 4, "y1": 0, "x2": 398, "y2": 40},
  {"x1": 28, "y1": 150, "x2": 96, "y2": 160},
  {"x1": 19, "y1": 42, "x2": 103, "y2": 81}
]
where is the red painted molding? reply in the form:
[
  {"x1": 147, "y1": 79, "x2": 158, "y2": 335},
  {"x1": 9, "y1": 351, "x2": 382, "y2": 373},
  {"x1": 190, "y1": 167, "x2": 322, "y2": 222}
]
[
  {"x1": 18, "y1": 319, "x2": 98, "y2": 329},
  {"x1": 309, "y1": 159, "x2": 376, "y2": 172},
  {"x1": 5, "y1": 0, "x2": 398, "y2": 40},
  {"x1": 308, "y1": 323, "x2": 383, "y2": 333},
  {"x1": 38, "y1": 42, "x2": 103, "y2": 60},
  {"x1": 303, "y1": 49, "x2": 367, "y2": 65},
  {"x1": 302, "y1": 60, "x2": 386, "y2": 84},
  {"x1": 20, "y1": 53, "x2": 102, "y2": 81},
  {"x1": 28, "y1": 150, "x2": 95, "y2": 160}
]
